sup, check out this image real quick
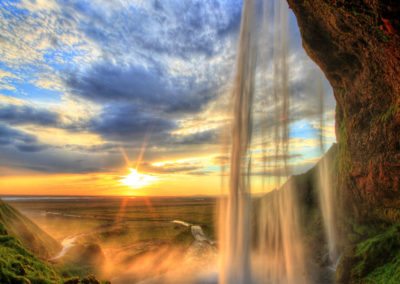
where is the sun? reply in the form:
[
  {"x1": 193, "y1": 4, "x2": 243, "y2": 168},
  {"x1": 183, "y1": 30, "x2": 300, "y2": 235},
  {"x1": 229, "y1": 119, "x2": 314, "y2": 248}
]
[{"x1": 120, "y1": 169, "x2": 157, "y2": 189}]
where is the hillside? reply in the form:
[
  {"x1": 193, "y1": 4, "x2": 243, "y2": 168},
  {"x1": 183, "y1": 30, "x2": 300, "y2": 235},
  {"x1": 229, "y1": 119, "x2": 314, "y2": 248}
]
[
  {"x1": 0, "y1": 200, "x2": 108, "y2": 284},
  {"x1": 0, "y1": 222, "x2": 62, "y2": 284},
  {"x1": 0, "y1": 200, "x2": 61, "y2": 259}
]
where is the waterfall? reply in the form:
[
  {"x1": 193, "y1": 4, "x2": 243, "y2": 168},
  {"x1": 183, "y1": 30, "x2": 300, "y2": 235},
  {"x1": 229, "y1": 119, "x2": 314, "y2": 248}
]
[
  {"x1": 219, "y1": 0, "x2": 256, "y2": 282},
  {"x1": 317, "y1": 153, "x2": 338, "y2": 265},
  {"x1": 219, "y1": 0, "x2": 309, "y2": 283},
  {"x1": 316, "y1": 76, "x2": 338, "y2": 265},
  {"x1": 254, "y1": 1, "x2": 308, "y2": 283}
]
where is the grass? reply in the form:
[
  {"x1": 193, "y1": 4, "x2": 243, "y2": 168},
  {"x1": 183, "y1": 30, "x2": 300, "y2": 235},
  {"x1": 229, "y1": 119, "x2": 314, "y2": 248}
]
[
  {"x1": 0, "y1": 224, "x2": 61, "y2": 284},
  {"x1": 9, "y1": 197, "x2": 217, "y2": 246},
  {"x1": 0, "y1": 200, "x2": 60, "y2": 259},
  {"x1": 365, "y1": 254, "x2": 400, "y2": 284},
  {"x1": 0, "y1": 200, "x2": 114, "y2": 284},
  {"x1": 5, "y1": 197, "x2": 217, "y2": 282},
  {"x1": 351, "y1": 224, "x2": 400, "y2": 283},
  {"x1": 57, "y1": 263, "x2": 95, "y2": 280}
]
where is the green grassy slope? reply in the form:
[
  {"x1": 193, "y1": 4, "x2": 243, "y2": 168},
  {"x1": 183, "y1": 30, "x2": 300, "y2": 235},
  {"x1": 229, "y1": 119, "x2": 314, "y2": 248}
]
[
  {"x1": 0, "y1": 222, "x2": 61, "y2": 284},
  {"x1": 0, "y1": 200, "x2": 109, "y2": 284},
  {"x1": 0, "y1": 200, "x2": 61, "y2": 259}
]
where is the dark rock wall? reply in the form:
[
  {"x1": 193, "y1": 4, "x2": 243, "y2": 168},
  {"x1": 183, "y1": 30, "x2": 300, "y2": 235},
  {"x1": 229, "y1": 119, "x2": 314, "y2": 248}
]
[{"x1": 287, "y1": 0, "x2": 400, "y2": 222}]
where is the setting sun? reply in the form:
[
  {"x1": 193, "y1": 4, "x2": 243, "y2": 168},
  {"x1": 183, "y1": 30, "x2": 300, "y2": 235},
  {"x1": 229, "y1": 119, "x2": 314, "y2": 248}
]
[{"x1": 120, "y1": 169, "x2": 157, "y2": 189}]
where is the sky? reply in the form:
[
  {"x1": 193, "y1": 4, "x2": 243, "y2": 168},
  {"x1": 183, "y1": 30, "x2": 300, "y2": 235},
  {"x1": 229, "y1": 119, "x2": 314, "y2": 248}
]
[{"x1": 0, "y1": 0, "x2": 336, "y2": 196}]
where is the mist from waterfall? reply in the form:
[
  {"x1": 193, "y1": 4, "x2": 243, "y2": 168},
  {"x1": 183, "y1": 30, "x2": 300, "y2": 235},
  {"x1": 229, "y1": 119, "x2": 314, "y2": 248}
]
[{"x1": 219, "y1": 0, "x2": 334, "y2": 283}]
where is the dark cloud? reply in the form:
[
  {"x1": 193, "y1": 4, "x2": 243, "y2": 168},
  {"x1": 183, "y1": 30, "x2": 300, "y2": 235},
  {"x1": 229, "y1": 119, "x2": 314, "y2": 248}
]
[
  {"x1": 64, "y1": 143, "x2": 119, "y2": 153},
  {"x1": 66, "y1": 61, "x2": 216, "y2": 114},
  {"x1": 0, "y1": 104, "x2": 60, "y2": 126},
  {"x1": 0, "y1": 124, "x2": 36, "y2": 145},
  {"x1": 0, "y1": 124, "x2": 49, "y2": 152},
  {"x1": 2, "y1": 159, "x2": 106, "y2": 174},
  {"x1": 15, "y1": 143, "x2": 49, "y2": 152},
  {"x1": 88, "y1": 104, "x2": 175, "y2": 141},
  {"x1": 59, "y1": 0, "x2": 242, "y2": 148},
  {"x1": 66, "y1": 0, "x2": 242, "y2": 59},
  {"x1": 170, "y1": 129, "x2": 218, "y2": 145},
  {"x1": 0, "y1": 145, "x2": 113, "y2": 174},
  {"x1": 66, "y1": 63, "x2": 166, "y2": 103}
]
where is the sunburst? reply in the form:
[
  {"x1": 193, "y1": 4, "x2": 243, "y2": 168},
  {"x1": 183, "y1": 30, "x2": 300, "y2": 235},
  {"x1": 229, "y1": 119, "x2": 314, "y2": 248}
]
[{"x1": 120, "y1": 169, "x2": 157, "y2": 189}]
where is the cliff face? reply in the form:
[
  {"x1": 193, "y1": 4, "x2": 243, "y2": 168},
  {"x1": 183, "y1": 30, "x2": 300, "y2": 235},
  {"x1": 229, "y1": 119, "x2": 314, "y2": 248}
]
[{"x1": 287, "y1": 0, "x2": 400, "y2": 222}]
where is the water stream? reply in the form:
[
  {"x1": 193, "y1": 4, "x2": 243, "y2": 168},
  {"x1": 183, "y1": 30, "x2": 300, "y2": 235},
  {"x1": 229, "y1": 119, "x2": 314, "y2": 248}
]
[{"x1": 51, "y1": 235, "x2": 80, "y2": 260}]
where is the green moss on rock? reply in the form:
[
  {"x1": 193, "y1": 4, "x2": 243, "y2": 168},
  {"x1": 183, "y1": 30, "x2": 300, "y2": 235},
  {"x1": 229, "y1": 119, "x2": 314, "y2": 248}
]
[{"x1": 337, "y1": 224, "x2": 400, "y2": 283}]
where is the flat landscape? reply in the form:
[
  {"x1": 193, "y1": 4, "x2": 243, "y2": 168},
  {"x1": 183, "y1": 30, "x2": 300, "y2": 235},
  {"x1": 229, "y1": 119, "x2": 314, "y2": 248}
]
[{"x1": 4, "y1": 196, "x2": 218, "y2": 283}]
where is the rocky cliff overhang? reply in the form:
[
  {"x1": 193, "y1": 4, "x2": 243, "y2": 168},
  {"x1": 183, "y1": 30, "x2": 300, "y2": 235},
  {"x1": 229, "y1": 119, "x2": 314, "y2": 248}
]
[{"x1": 286, "y1": 0, "x2": 400, "y2": 222}]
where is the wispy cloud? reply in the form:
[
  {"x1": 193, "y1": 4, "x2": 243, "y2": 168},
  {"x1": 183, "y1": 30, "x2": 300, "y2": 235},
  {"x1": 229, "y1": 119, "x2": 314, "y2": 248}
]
[{"x1": 0, "y1": 0, "x2": 335, "y2": 183}]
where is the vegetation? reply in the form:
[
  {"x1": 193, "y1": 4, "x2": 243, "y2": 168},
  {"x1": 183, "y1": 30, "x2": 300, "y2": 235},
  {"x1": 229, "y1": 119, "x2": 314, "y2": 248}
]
[
  {"x1": 0, "y1": 200, "x2": 60, "y2": 259},
  {"x1": 336, "y1": 222, "x2": 400, "y2": 283},
  {"x1": 0, "y1": 223, "x2": 61, "y2": 284},
  {"x1": 3, "y1": 182, "x2": 399, "y2": 284},
  {"x1": 0, "y1": 201, "x2": 111, "y2": 284},
  {"x1": 1, "y1": 197, "x2": 217, "y2": 283}
]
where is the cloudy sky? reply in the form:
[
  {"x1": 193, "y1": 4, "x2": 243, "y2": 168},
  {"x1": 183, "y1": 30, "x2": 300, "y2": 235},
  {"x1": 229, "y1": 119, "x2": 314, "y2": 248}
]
[{"x1": 0, "y1": 0, "x2": 335, "y2": 196}]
